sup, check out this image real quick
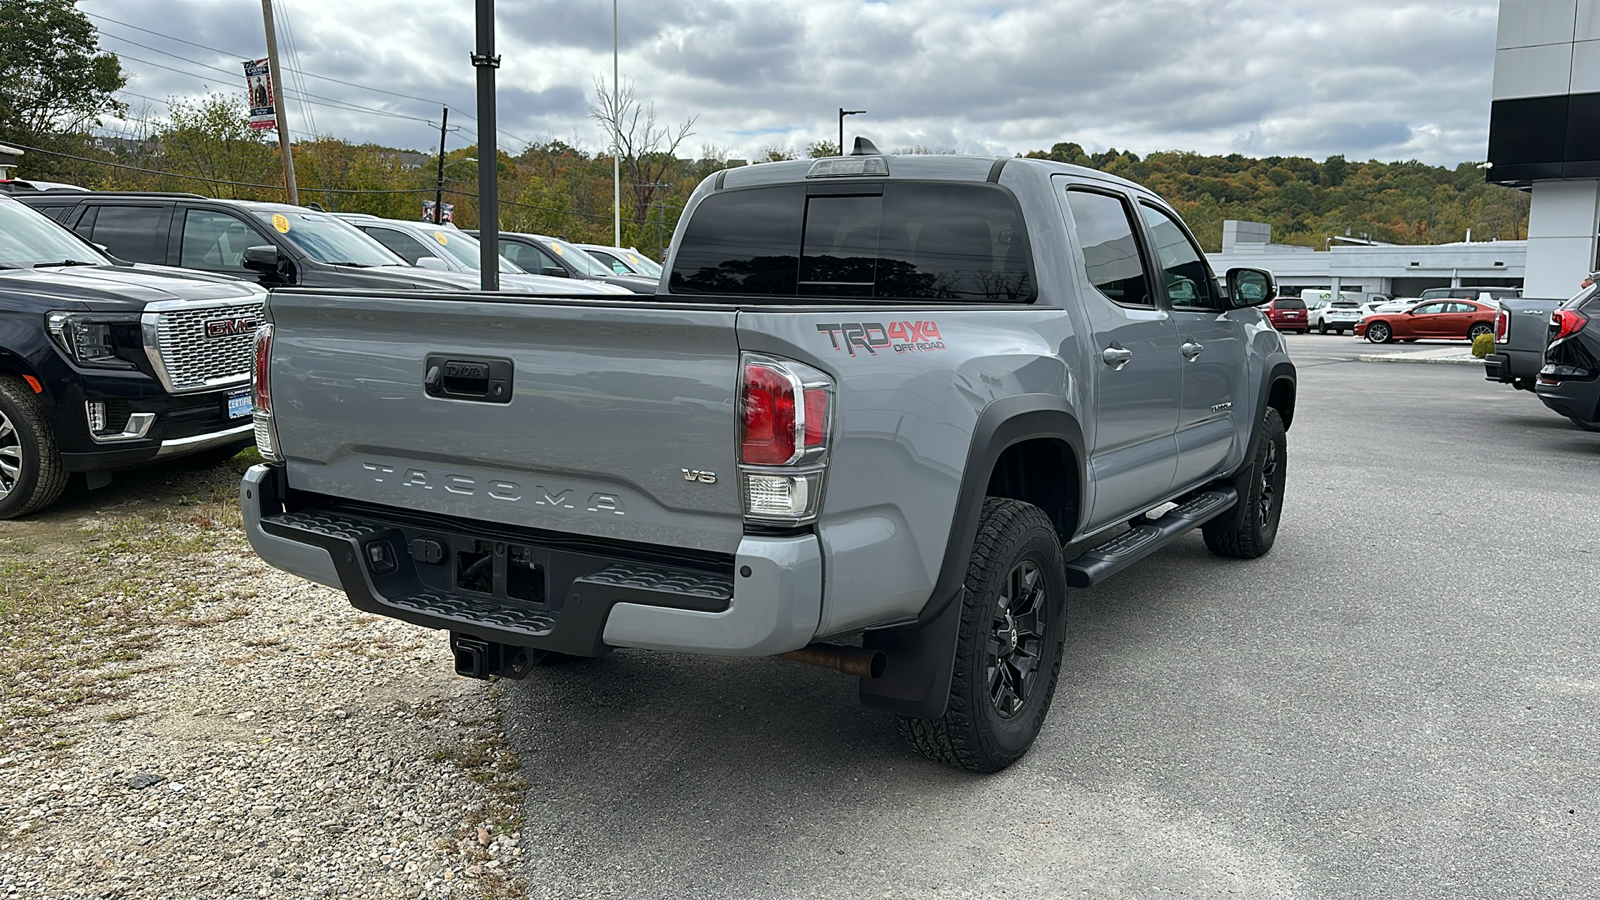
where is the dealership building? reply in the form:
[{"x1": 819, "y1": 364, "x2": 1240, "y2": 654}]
[{"x1": 1206, "y1": 220, "x2": 1526, "y2": 303}]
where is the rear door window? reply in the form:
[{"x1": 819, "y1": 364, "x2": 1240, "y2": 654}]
[
  {"x1": 88, "y1": 205, "x2": 170, "y2": 265},
  {"x1": 670, "y1": 182, "x2": 1034, "y2": 301},
  {"x1": 1063, "y1": 189, "x2": 1153, "y2": 308}
]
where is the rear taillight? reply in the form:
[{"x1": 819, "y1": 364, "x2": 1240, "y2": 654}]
[
  {"x1": 738, "y1": 354, "x2": 832, "y2": 525},
  {"x1": 1494, "y1": 309, "x2": 1509, "y2": 343},
  {"x1": 1551, "y1": 309, "x2": 1589, "y2": 342},
  {"x1": 252, "y1": 324, "x2": 282, "y2": 462}
]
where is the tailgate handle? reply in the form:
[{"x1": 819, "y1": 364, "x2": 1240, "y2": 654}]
[{"x1": 425, "y1": 355, "x2": 513, "y2": 404}]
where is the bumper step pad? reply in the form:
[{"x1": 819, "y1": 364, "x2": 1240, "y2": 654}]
[{"x1": 1064, "y1": 488, "x2": 1238, "y2": 589}]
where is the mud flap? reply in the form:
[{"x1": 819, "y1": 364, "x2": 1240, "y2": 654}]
[{"x1": 857, "y1": 587, "x2": 964, "y2": 718}]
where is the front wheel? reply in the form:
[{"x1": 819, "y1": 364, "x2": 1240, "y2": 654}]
[
  {"x1": 0, "y1": 378, "x2": 69, "y2": 519},
  {"x1": 1365, "y1": 322, "x2": 1393, "y2": 343},
  {"x1": 898, "y1": 498, "x2": 1067, "y2": 773},
  {"x1": 1203, "y1": 407, "x2": 1286, "y2": 559},
  {"x1": 1468, "y1": 323, "x2": 1494, "y2": 341}
]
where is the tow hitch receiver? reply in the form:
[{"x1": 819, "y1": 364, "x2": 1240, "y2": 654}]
[{"x1": 450, "y1": 632, "x2": 533, "y2": 680}]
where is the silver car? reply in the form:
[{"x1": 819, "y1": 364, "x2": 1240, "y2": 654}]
[{"x1": 336, "y1": 215, "x2": 630, "y2": 294}]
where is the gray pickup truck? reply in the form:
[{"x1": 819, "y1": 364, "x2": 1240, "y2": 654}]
[{"x1": 240, "y1": 152, "x2": 1297, "y2": 772}]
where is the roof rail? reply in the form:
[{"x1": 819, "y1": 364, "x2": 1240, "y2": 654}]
[{"x1": 49, "y1": 190, "x2": 209, "y2": 199}]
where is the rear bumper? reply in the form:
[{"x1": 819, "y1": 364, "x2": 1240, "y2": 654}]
[{"x1": 239, "y1": 465, "x2": 823, "y2": 657}]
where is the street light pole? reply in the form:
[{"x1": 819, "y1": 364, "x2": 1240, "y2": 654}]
[
  {"x1": 613, "y1": 0, "x2": 621, "y2": 247},
  {"x1": 838, "y1": 108, "x2": 865, "y2": 156}
]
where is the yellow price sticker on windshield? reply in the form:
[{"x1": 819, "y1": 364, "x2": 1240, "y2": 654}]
[
  {"x1": 271, "y1": 214, "x2": 290, "y2": 233},
  {"x1": 433, "y1": 231, "x2": 449, "y2": 246}
]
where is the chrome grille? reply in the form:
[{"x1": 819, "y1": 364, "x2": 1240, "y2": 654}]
[{"x1": 141, "y1": 299, "x2": 264, "y2": 394}]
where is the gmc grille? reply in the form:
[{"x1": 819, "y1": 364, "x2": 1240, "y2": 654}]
[{"x1": 140, "y1": 299, "x2": 265, "y2": 394}]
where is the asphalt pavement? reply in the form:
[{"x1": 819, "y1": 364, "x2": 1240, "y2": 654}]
[{"x1": 501, "y1": 342, "x2": 1600, "y2": 899}]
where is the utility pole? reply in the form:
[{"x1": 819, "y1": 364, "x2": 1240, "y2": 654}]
[
  {"x1": 260, "y1": 0, "x2": 298, "y2": 205},
  {"x1": 612, "y1": 0, "x2": 621, "y2": 247},
  {"x1": 838, "y1": 108, "x2": 865, "y2": 157},
  {"x1": 472, "y1": 0, "x2": 499, "y2": 291},
  {"x1": 433, "y1": 106, "x2": 448, "y2": 224}
]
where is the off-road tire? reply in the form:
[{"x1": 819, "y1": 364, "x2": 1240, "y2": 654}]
[
  {"x1": 0, "y1": 377, "x2": 68, "y2": 519},
  {"x1": 897, "y1": 498, "x2": 1067, "y2": 773},
  {"x1": 1202, "y1": 407, "x2": 1286, "y2": 559}
]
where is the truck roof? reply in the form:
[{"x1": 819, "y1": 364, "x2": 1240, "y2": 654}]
[{"x1": 717, "y1": 154, "x2": 1142, "y2": 192}]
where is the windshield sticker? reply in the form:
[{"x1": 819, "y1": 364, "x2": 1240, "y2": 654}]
[
  {"x1": 271, "y1": 214, "x2": 290, "y2": 233},
  {"x1": 817, "y1": 321, "x2": 944, "y2": 357},
  {"x1": 434, "y1": 231, "x2": 449, "y2": 246}
]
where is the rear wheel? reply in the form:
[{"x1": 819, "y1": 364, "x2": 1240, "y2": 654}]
[
  {"x1": 897, "y1": 498, "x2": 1067, "y2": 773},
  {"x1": 1469, "y1": 322, "x2": 1494, "y2": 341},
  {"x1": 1366, "y1": 322, "x2": 1393, "y2": 343},
  {"x1": 0, "y1": 378, "x2": 68, "y2": 519}
]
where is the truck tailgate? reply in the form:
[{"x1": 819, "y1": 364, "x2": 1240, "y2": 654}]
[{"x1": 266, "y1": 292, "x2": 744, "y2": 554}]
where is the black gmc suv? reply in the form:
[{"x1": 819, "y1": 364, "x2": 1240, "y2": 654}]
[{"x1": 0, "y1": 195, "x2": 266, "y2": 517}]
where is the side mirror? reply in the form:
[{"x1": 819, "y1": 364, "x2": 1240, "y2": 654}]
[
  {"x1": 541, "y1": 266, "x2": 569, "y2": 278},
  {"x1": 242, "y1": 245, "x2": 293, "y2": 285},
  {"x1": 1226, "y1": 267, "x2": 1275, "y2": 308},
  {"x1": 415, "y1": 257, "x2": 449, "y2": 271}
]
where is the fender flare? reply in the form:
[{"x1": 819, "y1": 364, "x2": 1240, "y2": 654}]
[{"x1": 860, "y1": 394, "x2": 1086, "y2": 719}]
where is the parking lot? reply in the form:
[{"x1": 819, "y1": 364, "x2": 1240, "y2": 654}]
[{"x1": 500, "y1": 339, "x2": 1600, "y2": 899}]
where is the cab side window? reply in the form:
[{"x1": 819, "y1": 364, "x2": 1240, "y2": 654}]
[
  {"x1": 179, "y1": 209, "x2": 264, "y2": 271},
  {"x1": 1064, "y1": 189, "x2": 1152, "y2": 308},
  {"x1": 362, "y1": 227, "x2": 431, "y2": 265},
  {"x1": 1139, "y1": 203, "x2": 1220, "y2": 310}
]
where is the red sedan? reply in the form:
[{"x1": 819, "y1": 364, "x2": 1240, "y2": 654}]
[{"x1": 1355, "y1": 299, "x2": 1498, "y2": 344}]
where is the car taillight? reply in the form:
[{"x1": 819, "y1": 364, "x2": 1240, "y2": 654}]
[
  {"x1": 252, "y1": 324, "x2": 282, "y2": 462},
  {"x1": 738, "y1": 354, "x2": 832, "y2": 525},
  {"x1": 1551, "y1": 309, "x2": 1589, "y2": 342},
  {"x1": 1494, "y1": 309, "x2": 1509, "y2": 343}
]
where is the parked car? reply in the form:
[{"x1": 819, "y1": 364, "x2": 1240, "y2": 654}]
[
  {"x1": 468, "y1": 231, "x2": 659, "y2": 294},
  {"x1": 335, "y1": 215, "x2": 629, "y2": 295},
  {"x1": 242, "y1": 151, "x2": 1295, "y2": 773},
  {"x1": 1309, "y1": 299, "x2": 1364, "y2": 335},
  {"x1": 576, "y1": 244, "x2": 663, "y2": 279},
  {"x1": 1417, "y1": 286, "x2": 1521, "y2": 303},
  {"x1": 14, "y1": 192, "x2": 491, "y2": 292},
  {"x1": 1355, "y1": 299, "x2": 1498, "y2": 343},
  {"x1": 0, "y1": 194, "x2": 265, "y2": 517},
  {"x1": 1535, "y1": 285, "x2": 1600, "y2": 431},
  {"x1": 1264, "y1": 297, "x2": 1308, "y2": 333},
  {"x1": 1483, "y1": 297, "x2": 1565, "y2": 391}
]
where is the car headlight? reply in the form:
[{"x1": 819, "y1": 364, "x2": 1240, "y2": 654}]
[{"x1": 46, "y1": 312, "x2": 136, "y2": 368}]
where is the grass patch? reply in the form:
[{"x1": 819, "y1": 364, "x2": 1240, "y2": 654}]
[{"x1": 0, "y1": 449, "x2": 262, "y2": 747}]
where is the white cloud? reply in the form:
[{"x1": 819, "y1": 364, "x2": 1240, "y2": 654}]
[{"x1": 94, "y1": 0, "x2": 1501, "y2": 164}]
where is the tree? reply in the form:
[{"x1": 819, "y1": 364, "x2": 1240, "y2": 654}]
[
  {"x1": 0, "y1": 0, "x2": 126, "y2": 146},
  {"x1": 588, "y1": 77, "x2": 697, "y2": 232}
]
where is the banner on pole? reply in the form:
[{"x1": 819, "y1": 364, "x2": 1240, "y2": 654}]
[{"x1": 244, "y1": 58, "x2": 276, "y2": 131}]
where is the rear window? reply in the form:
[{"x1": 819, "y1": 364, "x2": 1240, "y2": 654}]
[
  {"x1": 1276, "y1": 299, "x2": 1306, "y2": 310},
  {"x1": 669, "y1": 182, "x2": 1034, "y2": 302}
]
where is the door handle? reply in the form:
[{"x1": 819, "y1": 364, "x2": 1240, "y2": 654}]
[
  {"x1": 1101, "y1": 346, "x2": 1133, "y2": 369},
  {"x1": 1181, "y1": 341, "x2": 1204, "y2": 360}
]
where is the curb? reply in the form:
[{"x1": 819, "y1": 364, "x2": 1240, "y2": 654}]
[{"x1": 1357, "y1": 353, "x2": 1483, "y2": 367}]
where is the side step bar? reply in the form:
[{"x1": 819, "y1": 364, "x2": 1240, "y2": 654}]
[{"x1": 1063, "y1": 487, "x2": 1238, "y2": 588}]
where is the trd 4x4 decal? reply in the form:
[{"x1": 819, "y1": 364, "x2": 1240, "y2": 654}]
[{"x1": 817, "y1": 321, "x2": 945, "y2": 356}]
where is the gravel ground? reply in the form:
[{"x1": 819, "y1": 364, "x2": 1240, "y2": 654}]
[{"x1": 0, "y1": 460, "x2": 524, "y2": 900}]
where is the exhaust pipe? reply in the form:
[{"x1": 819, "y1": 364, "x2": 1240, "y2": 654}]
[{"x1": 777, "y1": 644, "x2": 886, "y2": 679}]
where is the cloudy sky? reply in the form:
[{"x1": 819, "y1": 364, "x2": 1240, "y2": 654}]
[{"x1": 85, "y1": 0, "x2": 1503, "y2": 165}]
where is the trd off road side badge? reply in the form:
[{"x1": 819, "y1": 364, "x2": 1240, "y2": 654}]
[{"x1": 817, "y1": 321, "x2": 945, "y2": 357}]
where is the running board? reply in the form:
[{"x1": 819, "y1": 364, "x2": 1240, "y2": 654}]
[{"x1": 1063, "y1": 488, "x2": 1238, "y2": 588}]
